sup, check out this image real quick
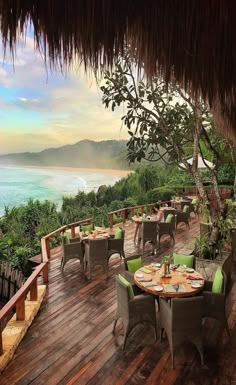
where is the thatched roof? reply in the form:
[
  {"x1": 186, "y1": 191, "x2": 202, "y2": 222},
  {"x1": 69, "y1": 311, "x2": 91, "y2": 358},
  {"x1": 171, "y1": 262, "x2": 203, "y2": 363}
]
[{"x1": 1, "y1": 0, "x2": 236, "y2": 140}]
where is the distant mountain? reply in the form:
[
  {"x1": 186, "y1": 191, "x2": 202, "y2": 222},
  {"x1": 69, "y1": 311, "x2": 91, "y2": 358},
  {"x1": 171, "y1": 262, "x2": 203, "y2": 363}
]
[{"x1": 0, "y1": 140, "x2": 131, "y2": 169}]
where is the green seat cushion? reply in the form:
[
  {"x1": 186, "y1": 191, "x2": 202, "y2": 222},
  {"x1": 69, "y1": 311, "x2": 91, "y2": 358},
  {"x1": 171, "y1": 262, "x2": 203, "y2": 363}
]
[
  {"x1": 81, "y1": 223, "x2": 94, "y2": 232},
  {"x1": 127, "y1": 257, "x2": 142, "y2": 274},
  {"x1": 165, "y1": 213, "x2": 174, "y2": 223},
  {"x1": 212, "y1": 267, "x2": 223, "y2": 293},
  {"x1": 183, "y1": 205, "x2": 190, "y2": 213},
  {"x1": 191, "y1": 198, "x2": 198, "y2": 205},
  {"x1": 173, "y1": 253, "x2": 194, "y2": 268},
  {"x1": 61, "y1": 233, "x2": 70, "y2": 244},
  {"x1": 114, "y1": 227, "x2": 123, "y2": 239},
  {"x1": 117, "y1": 274, "x2": 134, "y2": 299}
]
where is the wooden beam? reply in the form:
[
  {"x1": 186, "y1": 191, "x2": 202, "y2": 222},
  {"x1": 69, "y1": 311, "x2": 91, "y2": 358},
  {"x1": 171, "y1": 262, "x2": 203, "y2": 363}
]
[{"x1": 30, "y1": 279, "x2": 38, "y2": 301}]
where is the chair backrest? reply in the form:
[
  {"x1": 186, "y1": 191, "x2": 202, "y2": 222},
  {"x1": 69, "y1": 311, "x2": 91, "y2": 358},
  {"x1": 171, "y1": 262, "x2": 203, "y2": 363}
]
[
  {"x1": 231, "y1": 228, "x2": 236, "y2": 257},
  {"x1": 221, "y1": 265, "x2": 230, "y2": 294},
  {"x1": 87, "y1": 238, "x2": 108, "y2": 260},
  {"x1": 142, "y1": 221, "x2": 158, "y2": 239},
  {"x1": 163, "y1": 209, "x2": 176, "y2": 220},
  {"x1": 115, "y1": 275, "x2": 130, "y2": 317},
  {"x1": 171, "y1": 296, "x2": 203, "y2": 333},
  {"x1": 124, "y1": 254, "x2": 142, "y2": 271},
  {"x1": 63, "y1": 240, "x2": 83, "y2": 257},
  {"x1": 70, "y1": 235, "x2": 81, "y2": 243}
]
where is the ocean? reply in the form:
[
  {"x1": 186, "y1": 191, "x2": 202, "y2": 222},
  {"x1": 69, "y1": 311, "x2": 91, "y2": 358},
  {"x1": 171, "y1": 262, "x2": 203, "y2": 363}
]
[{"x1": 0, "y1": 166, "x2": 125, "y2": 215}]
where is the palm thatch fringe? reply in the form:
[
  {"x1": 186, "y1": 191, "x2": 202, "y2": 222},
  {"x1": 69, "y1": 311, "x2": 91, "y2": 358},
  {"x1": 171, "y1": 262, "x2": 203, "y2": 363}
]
[{"x1": 0, "y1": 0, "x2": 236, "y2": 140}]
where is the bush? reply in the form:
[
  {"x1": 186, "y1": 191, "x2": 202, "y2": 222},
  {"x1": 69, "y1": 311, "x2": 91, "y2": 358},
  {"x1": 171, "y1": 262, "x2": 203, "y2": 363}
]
[
  {"x1": 147, "y1": 186, "x2": 176, "y2": 203},
  {"x1": 123, "y1": 197, "x2": 137, "y2": 208}
]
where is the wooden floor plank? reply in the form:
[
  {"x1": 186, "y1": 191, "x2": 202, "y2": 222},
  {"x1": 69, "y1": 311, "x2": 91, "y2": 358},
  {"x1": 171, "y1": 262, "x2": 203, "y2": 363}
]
[{"x1": 0, "y1": 217, "x2": 236, "y2": 385}]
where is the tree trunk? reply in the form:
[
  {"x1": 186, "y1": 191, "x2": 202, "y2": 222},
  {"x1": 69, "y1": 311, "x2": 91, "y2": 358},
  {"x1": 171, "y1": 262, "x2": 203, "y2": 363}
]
[
  {"x1": 190, "y1": 105, "x2": 209, "y2": 203},
  {"x1": 211, "y1": 170, "x2": 224, "y2": 211},
  {"x1": 192, "y1": 170, "x2": 209, "y2": 203}
]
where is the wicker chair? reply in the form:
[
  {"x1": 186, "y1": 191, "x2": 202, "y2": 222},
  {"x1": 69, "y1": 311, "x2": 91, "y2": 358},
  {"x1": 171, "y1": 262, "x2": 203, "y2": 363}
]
[
  {"x1": 113, "y1": 275, "x2": 157, "y2": 348},
  {"x1": 108, "y1": 228, "x2": 125, "y2": 261},
  {"x1": 160, "y1": 296, "x2": 204, "y2": 368},
  {"x1": 202, "y1": 270, "x2": 230, "y2": 337},
  {"x1": 84, "y1": 238, "x2": 109, "y2": 279},
  {"x1": 157, "y1": 216, "x2": 175, "y2": 248},
  {"x1": 231, "y1": 228, "x2": 236, "y2": 257},
  {"x1": 163, "y1": 209, "x2": 176, "y2": 221},
  {"x1": 176, "y1": 209, "x2": 190, "y2": 229},
  {"x1": 61, "y1": 237, "x2": 84, "y2": 272},
  {"x1": 123, "y1": 254, "x2": 143, "y2": 295},
  {"x1": 139, "y1": 221, "x2": 158, "y2": 255},
  {"x1": 222, "y1": 253, "x2": 233, "y2": 293}
]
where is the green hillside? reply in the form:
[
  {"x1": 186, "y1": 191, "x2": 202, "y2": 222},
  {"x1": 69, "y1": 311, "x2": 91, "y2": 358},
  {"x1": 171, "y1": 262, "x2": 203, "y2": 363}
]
[{"x1": 0, "y1": 139, "x2": 130, "y2": 169}]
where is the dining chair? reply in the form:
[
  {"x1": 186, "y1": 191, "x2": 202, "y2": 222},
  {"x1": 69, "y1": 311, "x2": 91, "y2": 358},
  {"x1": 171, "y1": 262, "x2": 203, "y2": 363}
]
[
  {"x1": 160, "y1": 296, "x2": 204, "y2": 368},
  {"x1": 61, "y1": 236, "x2": 85, "y2": 272},
  {"x1": 84, "y1": 238, "x2": 109, "y2": 279},
  {"x1": 108, "y1": 228, "x2": 125, "y2": 261},
  {"x1": 113, "y1": 274, "x2": 157, "y2": 349},
  {"x1": 123, "y1": 254, "x2": 143, "y2": 295},
  {"x1": 175, "y1": 209, "x2": 190, "y2": 229},
  {"x1": 202, "y1": 269, "x2": 230, "y2": 337},
  {"x1": 157, "y1": 216, "x2": 175, "y2": 248},
  {"x1": 140, "y1": 221, "x2": 158, "y2": 255}
]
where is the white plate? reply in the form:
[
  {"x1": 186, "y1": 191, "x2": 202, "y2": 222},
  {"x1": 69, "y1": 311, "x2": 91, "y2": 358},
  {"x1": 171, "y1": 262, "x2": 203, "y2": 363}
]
[
  {"x1": 136, "y1": 273, "x2": 144, "y2": 279},
  {"x1": 151, "y1": 262, "x2": 161, "y2": 267},
  {"x1": 153, "y1": 285, "x2": 163, "y2": 292},
  {"x1": 186, "y1": 268, "x2": 194, "y2": 273},
  {"x1": 191, "y1": 282, "x2": 202, "y2": 288}
]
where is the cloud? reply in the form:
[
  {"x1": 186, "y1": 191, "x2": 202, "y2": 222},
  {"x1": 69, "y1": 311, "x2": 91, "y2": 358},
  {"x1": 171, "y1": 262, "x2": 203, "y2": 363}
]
[{"x1": 0, "y1": 34, "x2": 128, "y2": 154}]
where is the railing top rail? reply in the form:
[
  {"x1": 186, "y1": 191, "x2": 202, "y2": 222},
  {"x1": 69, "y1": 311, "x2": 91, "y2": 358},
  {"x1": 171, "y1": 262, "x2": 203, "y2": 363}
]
[
  {"x1": 43, "y1": 218, "x2": 93, "y2": 240},
  {"x1": 109, "y1": 201, "x2": 171, "y2": 215},
  {"x1": 0, "y1": 262, "x2": 46, "y2": 322}
]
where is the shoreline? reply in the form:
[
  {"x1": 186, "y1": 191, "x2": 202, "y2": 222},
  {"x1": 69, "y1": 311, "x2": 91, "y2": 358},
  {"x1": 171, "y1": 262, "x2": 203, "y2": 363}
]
[{"x1": 0, "y1": 164, "x2": 133, "y2": 177}]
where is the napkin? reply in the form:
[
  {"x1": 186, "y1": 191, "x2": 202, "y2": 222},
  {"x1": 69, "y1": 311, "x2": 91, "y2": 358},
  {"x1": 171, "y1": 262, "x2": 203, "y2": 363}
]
[
  {"x1": 137, "y1": 277, "x2": 152, "y2": 282},
  {"x1": 140, "y1": 281, "x2": 157, "y2": 287},
  {"x1": 139, "y1": 267, "x2": 152, "y2": 274},
  {"x1": 187, "y1": 275, "x2": 203, "y2": 281}
]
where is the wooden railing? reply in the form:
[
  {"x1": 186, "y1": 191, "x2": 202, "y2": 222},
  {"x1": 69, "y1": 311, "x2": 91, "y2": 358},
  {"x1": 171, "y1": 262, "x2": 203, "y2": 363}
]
[
  {"x1": 0, "y1": 217, "x2": 92, "y2": 355},
  {"x1": 108, "y1": 201, "x2": 170, "y2": 228}
]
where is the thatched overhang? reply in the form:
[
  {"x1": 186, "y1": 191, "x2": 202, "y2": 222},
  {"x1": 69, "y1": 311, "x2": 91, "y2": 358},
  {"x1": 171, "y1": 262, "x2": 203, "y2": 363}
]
[{"x1": 1, "y1": 0, "x2": 236, "y2": 140}]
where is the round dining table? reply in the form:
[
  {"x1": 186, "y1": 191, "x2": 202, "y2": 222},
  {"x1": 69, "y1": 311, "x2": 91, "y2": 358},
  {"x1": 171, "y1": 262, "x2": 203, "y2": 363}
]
[{"x1": 134, "y1": 264, "x2": 204, "y2": 298}]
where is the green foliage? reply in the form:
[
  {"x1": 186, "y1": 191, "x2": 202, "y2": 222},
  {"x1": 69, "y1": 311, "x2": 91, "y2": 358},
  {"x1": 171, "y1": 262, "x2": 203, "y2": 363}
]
[{"x1": 147, "y1": 186, "x2": 176, "y2": 203}]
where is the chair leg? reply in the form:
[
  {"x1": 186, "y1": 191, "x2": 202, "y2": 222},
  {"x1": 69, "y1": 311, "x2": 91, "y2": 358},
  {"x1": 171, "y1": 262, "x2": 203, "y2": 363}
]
[
  {"x1": 171, "y1": 349, "x2": 175, "y2": 369},
  {"x1": 113, "y1": 318, "x2": 118, "y2": 334},
  {"x1": 224, "y1": 318, "x2": 230, "y2": 340}
]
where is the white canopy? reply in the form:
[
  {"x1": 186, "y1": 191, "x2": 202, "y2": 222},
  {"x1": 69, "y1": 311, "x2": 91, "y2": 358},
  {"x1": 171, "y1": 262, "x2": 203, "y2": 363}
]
[{"x1": 179, "y1": 156, "x2": 213, "y2": 169}]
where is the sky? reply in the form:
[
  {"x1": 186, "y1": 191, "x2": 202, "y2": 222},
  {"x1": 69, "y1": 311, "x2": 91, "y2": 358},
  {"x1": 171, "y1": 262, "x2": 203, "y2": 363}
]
[{"x1": 0, "y1": 35, "x2": 127, "y2": 155}]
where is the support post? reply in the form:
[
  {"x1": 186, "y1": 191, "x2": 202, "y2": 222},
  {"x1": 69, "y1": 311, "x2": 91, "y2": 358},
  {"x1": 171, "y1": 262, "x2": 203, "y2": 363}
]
[
  {"x1": 30, "y1": 279, "x2": 38, "y2": 301},
  {"x1": 122, "y1": 209, "x2": 126, "y2": 224},
  {"x1": 109, "y1": 213, "x2": 113, "y2": 229},
  {"x1": 43, "y1": 263, "x2": 49, "y2": 284},
  {"x1": 16, "y1": 297, "x2": 25, "y2": 321},
  {"x1": 71, "y1": 225, "x2": 75, "y2": 239},
  {"x1": 45, "y1": 238, "x2": 51, "y2": 259}
]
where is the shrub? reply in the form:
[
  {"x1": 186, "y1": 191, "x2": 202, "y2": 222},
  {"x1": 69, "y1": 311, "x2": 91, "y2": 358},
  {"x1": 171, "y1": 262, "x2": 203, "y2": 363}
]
[{"x1": 147, "y1": 186, "x2": 176, "y2": 203}]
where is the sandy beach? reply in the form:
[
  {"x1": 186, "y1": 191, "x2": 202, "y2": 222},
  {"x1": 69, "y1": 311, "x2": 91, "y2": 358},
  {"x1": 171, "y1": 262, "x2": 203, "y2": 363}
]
[{"x1": 13, "y1": 165, "x2": 133, "y2": 177}]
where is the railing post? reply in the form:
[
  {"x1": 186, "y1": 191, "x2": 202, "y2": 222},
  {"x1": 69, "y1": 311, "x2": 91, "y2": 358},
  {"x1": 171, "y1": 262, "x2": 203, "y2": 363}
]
[
  {"x1": 131, "y1": 208, "x2": 135, "y2": 216},
  {"x1": 30, "y1": 279, "x2": 38, "y2": 301},
  {"x1": 45, "y1": 238, "x2": 51, "y2": 259},
  {"x1": 109, "y1": 213, "x2": 113, "y2": 229},
  {"x1": 149, "y1": 205, "x2": 153, "y2": 215},
  {"x1": 16, "y1": 297, "x2": 25, "y2": 321},
  {"x1": 71, "y1": 225, "x2": 75, "y2": 239},
  {"x1": 141, "y1": 206, "x2": 144, "y2": 215},
  {"x1": 43, "y1": 263, "x2": 49, "y2": 284},
  {"x1": 122, "y1": 209, "x2": 126, "y2": 224}
]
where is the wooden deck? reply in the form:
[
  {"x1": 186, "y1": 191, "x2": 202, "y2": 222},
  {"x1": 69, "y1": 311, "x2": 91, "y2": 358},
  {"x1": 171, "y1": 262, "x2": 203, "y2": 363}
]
[{"x1": 1, "y1": 217, "x2": 236, "y2": 385}]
